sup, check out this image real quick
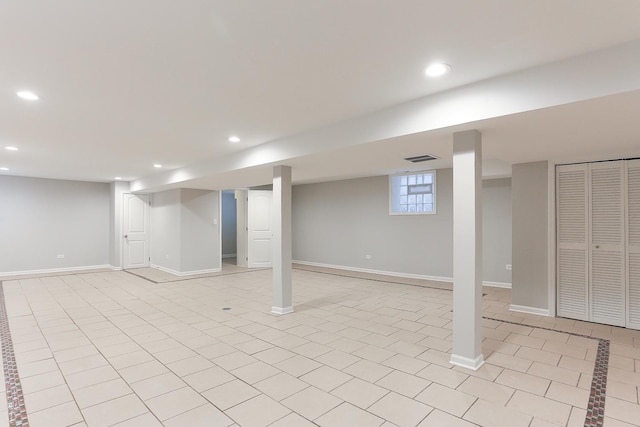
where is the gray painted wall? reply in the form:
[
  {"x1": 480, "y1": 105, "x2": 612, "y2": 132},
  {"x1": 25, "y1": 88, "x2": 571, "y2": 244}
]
[
  {"x1": 151, "y1": 189, "x2": 182, "y2": 272},
  {"x1": 151, "y1": 188, "x2": 220, "y2": 273},
  {"x1": 180, "y1": 189, "x2": 219, "y2": 272},
  {"x1": 292, "y1": 170, "x2": 512, "y2": 283},
  {"x1": 221, "y1": 191, "x2": 237, "y2": 257},
  {"x1": 511, "y1": 161, "x2": 549, "y2": 309},
  {"x1": 0, "y1": 176, "x2": 110, "y2": 273},
  {"x1": 483, "y1": 178, "x2": 513, "y2": 284}
]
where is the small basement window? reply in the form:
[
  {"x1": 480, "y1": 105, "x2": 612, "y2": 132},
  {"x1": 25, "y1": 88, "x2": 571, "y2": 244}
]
[{"x1": 389, "y1": 171, "x2": 436, "y2": 215}]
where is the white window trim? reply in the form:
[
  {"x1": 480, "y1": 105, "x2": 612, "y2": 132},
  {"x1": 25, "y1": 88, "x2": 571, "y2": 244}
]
[{"x1": 389, "y1": 170, "x2": 437, "y2": 215}]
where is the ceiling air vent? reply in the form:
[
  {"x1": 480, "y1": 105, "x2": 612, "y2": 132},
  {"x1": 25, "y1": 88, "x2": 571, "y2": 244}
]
[{"x1": 404, "y1": 154, "x2": 439, "y2": 163}]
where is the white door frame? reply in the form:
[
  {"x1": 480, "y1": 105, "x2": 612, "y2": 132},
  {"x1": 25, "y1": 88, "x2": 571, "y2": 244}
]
[{"x1": 122, "y1": 193, "x2": 150, "y2": 269}]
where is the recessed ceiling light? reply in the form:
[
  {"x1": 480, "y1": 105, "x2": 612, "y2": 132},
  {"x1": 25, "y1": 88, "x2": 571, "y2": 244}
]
[
  {"x1": 16, "y1": 91, "x2": 39, "y2": 101},
  {"x1": 425, "y1": 63, "x2": 451, "y2": 78},
  {"x1": 114, "y1": 176, "x2": 122, "y2": 180},
  {"x1": 5, "y1": 146, "x2": 19, "y2": 151},
  {"x1": 228, "y1": 136, "x2": 240, "y2": 143},
  {"x1": 0, "y1": 167, "x2": 8, "y2": 171},
  {"x1": 153, "y1": 164, "x2": 162, "y2": 168}
]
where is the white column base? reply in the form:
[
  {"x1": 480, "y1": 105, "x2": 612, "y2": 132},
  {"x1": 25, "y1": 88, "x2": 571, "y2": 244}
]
[
  {"x1": 271, "y1": 306, "x2": 294, "y2": 315},
  {"x1": 450, "y1": 354, "x2": 485, "y2": 371}
]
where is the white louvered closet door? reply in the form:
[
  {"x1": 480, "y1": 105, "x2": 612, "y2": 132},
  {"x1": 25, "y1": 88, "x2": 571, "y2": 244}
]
[
  {"x1": 589, "y1": 161, "x2": 626, "y2": 326},
  {"x1": 557, "y1": 164, "x2": 589, "y2": 321},
  {"x1": 627, "y1": 160, "x2": 640, "y2": 329}
]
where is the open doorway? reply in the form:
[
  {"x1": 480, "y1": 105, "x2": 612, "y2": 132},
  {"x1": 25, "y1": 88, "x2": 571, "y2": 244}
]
[{"x1": 221, "y1": 190, "x2": 238, "y2": 266}]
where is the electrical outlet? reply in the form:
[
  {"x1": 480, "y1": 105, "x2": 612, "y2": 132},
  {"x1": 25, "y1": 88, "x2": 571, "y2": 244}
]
[
  {"x1": 365, "y1": 254, "x2": 372, "y2": 260},
  {"x1": 57, "y1": 254, "x2": 65, "y2": 259},
  {"x1": 506, "y1": 264, "x2": 512, "y2": 270}
]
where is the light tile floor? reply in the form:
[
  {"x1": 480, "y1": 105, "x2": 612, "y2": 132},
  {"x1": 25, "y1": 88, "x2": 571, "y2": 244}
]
[{"x1": 0, "y1": 264, "x2": 639, "y2": 426}]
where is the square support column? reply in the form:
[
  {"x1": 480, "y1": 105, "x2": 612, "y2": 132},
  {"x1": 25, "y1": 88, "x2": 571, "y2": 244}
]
[
  {"x1": 450, "y1": 130, "x2": 484, "y2": 371},
  {"x1": 272, "y1": 165, "x2": 293, "y2": 315}
]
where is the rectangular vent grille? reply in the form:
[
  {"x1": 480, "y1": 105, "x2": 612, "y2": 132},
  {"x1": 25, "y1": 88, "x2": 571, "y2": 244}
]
[{"x1": 404, "y1": 154, "x2": 439, "y2": 163}]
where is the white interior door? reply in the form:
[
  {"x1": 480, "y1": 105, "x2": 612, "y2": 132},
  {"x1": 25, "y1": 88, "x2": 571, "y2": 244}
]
[
  {"x1": 627, "y1": 160, "x2": 640, "y2": 329},
  {"x1": 123, "y1": 193, "x2": 150, "y2": 269},
  {"x1": 557, "y1": 164, "x2": 589, "y2": 321},
  {"x1": 589, "y1": 161, "x2": 625, "y2": 326},
  {"x1": 248, "y1": 190, "x2": 273, "y2": 268}
]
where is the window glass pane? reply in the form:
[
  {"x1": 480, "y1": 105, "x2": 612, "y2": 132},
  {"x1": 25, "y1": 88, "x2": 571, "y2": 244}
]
[
  {"x1": 400, "y1": 205, "x2": 408, "y2": 212},
  {"x1": 424, "y1": 174, "x2": 433, "y2": 184},
  {"x1": 390, "y1": 171, "x2": 436, "y2": 215},
  {"x1": 401, "y1": 176, "x2": 407, "y2": 186},
  {"x1": 417, "y1": 175, "x2": 423, "y2": 184},
  {"x1": 408, "y1": 175, "x2": 416, "y2": 185},
  {"x1": 400, "y1": 186, "x2": 407, "y2": 195},
  {"x1": 408, "y1": 195, "x2": 416, "y2": 204},
  {"x1": 417, "y1": 204, "x2": 424, "y2": 212},
  {"x1": 425, "y1": 203, "x2": 433, "y2": 212},
  {"x1": 399, "y1": 195, "x2": 407, "y2": 204},
  {"x1": 424, "y1": 194, "x2": 433, "y2": 203},
  {"x1": 417, "y1": 194, "x2": 423, "y2": 203},
  {"x1": 408, "y1": 204, "x2": 416, "y2": 212}
]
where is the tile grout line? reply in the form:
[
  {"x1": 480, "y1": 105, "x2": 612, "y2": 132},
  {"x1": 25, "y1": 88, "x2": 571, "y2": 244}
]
[
  {"x1": 484, "y1": 317, "x2": 609, "y2": 427},
  {"x1": 0, "y1": 281, "x2": 29, "y2": 427}
]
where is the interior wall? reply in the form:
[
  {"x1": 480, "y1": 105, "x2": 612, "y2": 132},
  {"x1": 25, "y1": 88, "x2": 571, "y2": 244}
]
[
  {"x1": 150, "y1": 189, "x2": 181, "y2": 272},
  {"x1": 180, "y1": 189, "x2": 220, "y2": 272},
  {"x1": 0, "y1": 176, "x2": 110, "y2": 274},
  {"x1": 292, "y1": 170, "x2": 513, "y2": 283},
  {"x1": 511, "y1": 161, "x2": 550, "y2": 310},
  {"x1": 221, "y1": 191, "x2": 237, "y2": 257}
]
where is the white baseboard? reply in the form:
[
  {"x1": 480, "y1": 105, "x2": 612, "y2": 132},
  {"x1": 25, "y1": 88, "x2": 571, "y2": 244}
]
[
  {"x1": 0, "y1": 264, "x2": 112, "y2": 279},
  {"x1": 222, "y1": 254, "x2": 237, "y2": 259},
  {"x1": 150, "y1": 264, "x2": 221, "y2": 277},
  {"x1": 450, "y1": 354, "x2": 485, "y2": 371},
  {"x1": 482, "y1": 281, "x2": 512, "y2": 289},
  {"x1": 293, "y1": 260, "x2": 511, "y2": 288},
  {"x1": 271, "y1": 306, "x2": 294, "y2": 315},
  {"x1": 109, "y1": 265, "x2": 122, "y2": 271},
  {"x1": 509, "y1": 304, "x2": 550, "y2": 317},
  {"x1": 293, "y1": 260, "x2": 453, "y2": 283}
]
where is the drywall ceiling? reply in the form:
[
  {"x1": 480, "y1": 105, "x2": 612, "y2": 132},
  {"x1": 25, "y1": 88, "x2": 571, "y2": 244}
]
[{"x1": 1, "y1": 0, "x2": 640, "y2": 187}]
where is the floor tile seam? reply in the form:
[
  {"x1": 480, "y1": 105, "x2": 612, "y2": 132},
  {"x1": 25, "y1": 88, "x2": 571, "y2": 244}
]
[{"x1": 124, "y1": 267, "x2": 268, "y2": 285}]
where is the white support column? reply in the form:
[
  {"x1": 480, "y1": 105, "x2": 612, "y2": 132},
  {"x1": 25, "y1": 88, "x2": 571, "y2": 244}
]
[
  {"x1": 272, "y1": 165, "x2": 293, "y2": 315},
  {"x1": 450, "y1": 130, "x2": 484, "y2": 371}
]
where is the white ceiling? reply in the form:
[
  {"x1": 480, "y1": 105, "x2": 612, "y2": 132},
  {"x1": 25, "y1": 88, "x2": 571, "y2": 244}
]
[{"x1": 2, "y1": 0, "x2": 640, "y2": 188}]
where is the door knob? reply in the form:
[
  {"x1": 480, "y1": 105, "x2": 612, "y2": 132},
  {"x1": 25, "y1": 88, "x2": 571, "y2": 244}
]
[{"x1": 124, "y1": 234, "x2": 128, "y2": 239}]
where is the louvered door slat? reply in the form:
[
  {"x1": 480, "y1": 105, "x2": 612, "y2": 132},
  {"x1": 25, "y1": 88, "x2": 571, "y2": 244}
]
[
  {"x1": 589, "y1": 162, "x2": 625, "y2": 326},
  {"x1": 627, "y1": 160, "x2": 640, "y2": 329},
  {"x1": 557, "y1": 165, "x2": 588, "y2": 321}
]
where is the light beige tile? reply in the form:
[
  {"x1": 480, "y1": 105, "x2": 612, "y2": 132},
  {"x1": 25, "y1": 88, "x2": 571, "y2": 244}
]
[
  {"x1": 183, "y1": 366, "x2": 235, "y2": 392},
  {"x1": 300, "y1": 365, "x2": 352, "y2": 392},
  {"x1": 495, "y1": 368, "x2": 551, "y2": 396},
  {"x1": 352, "y1": 345, "x2": 396, "y2": 363},
  {"x1": 463, "y1": 398, "x2": 532, "y2": 427},
  {"x1": 343, "y1": 359, "x2": 393, "y2": 383},
  {"x1": 255, "y1": 372, "x2": 310, "y2": 401},
  {"x1": 485, "y1": 352, "x2": 533, "y2": 372},
  {"x1": 331, "y1": 377, "x2": 389, "y2": 409},
  {"x1": 111, "y1": 412, "x2": 163, "y2": 427},
  {"x1": 20, "y1": 370, "x2": 66, "y2": 394},
  {"x1": 282, "y1": 386, "x2": 342, "y2": 420},
  {"x1": 202, "y1": 379, "x2": 260, "y2": 410},
  {"x1": 514, "y1": 346, "x2": 561, "y2": 366},
  {"x1": 558, "y1": 355, "x2": 595, "y2": 374},
  {"x1": 24, "y1": 384, "x2": 73, "y2": 413},
  {"x1": 606, "y1": 379, "x2": 639, "y2": 403},
  {"x1": 140, "y1": 383, "x2": 203, "y2": 421},
  {"x1": 119, "y1": 360, "x2": 169, "y2": 383},
  {"x1": 368, "y1": 392, "x2": 433, "y2": 427},
  {"x1": 230, "y1": 360, "x2": 279, "y2": 384},
  {"x1": 542, "y1": 340, "x2": 588, "y2": 359},
  {"x1": 66, "y1": 365, "x2": 120, "y2": 391},
  {"x1": 28, "y1": 401, "x2": 84, "y2": 427},
  {"x1": 417, "y1": 409, "x2": 477, "y2": 427},
  {"x1": 416, "y1": 364, "x2": 468, "y2": 388},
  {"x1": 130, "y1": 372, "x2": 186, "y2": 400},
  {"x1": 73, "y1": 378, "x2": 133, "y2": 408},
  {"x1": 226, "y1": 394, "x2": 291, "y2": 427},
  {"x1": 316, "y1": 402, "x2": 385, "y2": 427},
  {"x1": 376, "y1": 370, "x2": 431, "y2": 398},
  {"x1": 275, "y1": 354, "x2": 322, "y2": 377},
  {"x1": 606, "y1": 396, "x2": 640, "y2": 425},
  {"x1": 415, "y1": 383, "x2": 476, "y2": 417},
  {"x1": 269, "y1": 412, "x2": 317, "y2": 427},
  {"x1": 506, "y1": 390, "x2": 571, "y2": 425},
  {"x1": 457, "y1": 375, "x2": 515, "y2": 406},
  {"x1": 81, "y1": 394, "x2": 148, "y2": 427},
  {"x1": 545, "y1": 381, "x2": 589, "y2": 409},
  {"x1": 315, "y1": 349, "x2": 361, "y2": 370},
  {"x1": 18, "y1": 358, "x2": 61, "y2": 378},
  {"x1": 527, "y1": 361, "x2": 581, "y2": 386}
]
